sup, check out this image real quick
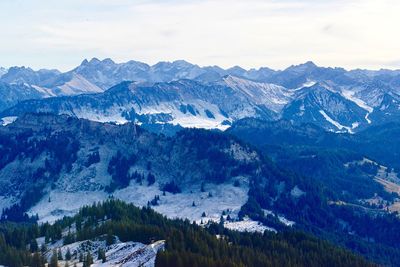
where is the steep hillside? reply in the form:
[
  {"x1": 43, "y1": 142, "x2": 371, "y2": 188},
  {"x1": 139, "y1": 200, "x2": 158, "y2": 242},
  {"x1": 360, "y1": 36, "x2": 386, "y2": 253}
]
[
  {"x1": 2, "y1": 114, "x2": 400, "y2": 265},
  {"x1": 0, "y1": 113, "x2": 268, "y2": 225}
]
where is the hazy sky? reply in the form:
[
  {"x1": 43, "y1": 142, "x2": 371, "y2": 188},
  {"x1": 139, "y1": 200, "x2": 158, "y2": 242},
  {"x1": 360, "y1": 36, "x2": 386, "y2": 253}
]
[{"x1": 1, "y1": 0, "x2": 400, "y2": 71}]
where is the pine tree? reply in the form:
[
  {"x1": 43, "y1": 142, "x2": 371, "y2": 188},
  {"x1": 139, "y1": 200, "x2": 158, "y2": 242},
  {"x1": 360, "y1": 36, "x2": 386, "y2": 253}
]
[
  {"x1": 41, "y1": 243, "x2": 47, "y2": 253},
  {"x1": 30, "y1": 239, "x2": 39, "y2": 252},
  {"x1": 45, "y1": 234, "x2": 50, "y2": 243},
  {"x1": 65, "y1": 248, "x2": 72, "y2": 260},
  {"x1": 49, "y1": 249, "x2": 58, "y2": 267},
  {"x1": 86, "y1": 251, "x2": 93, "y2": 266},
  {"x1": 31, "y1": 251, "x2": 45, "y2": 267},
  {"x1": 97, "y1": 248, "x2": 102, "y2": 260},
  {"x1": 106, "y1": 232, "x2": 114, "y2": 246},
  {"x1": 147, "y1": 173, "x2": 156, "y2": 186},
  {"x1": 98, "y1": 248, "x2": 106, "y2": 263},
  {"x1": 57, "y1": 248, "x2": 63, "y2": 260}
]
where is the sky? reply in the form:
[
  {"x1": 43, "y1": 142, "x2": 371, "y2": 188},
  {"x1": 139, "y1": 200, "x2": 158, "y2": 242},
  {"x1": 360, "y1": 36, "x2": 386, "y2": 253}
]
[{"x1": 1, "y1": 0, "x2": 400, "y2": 71}]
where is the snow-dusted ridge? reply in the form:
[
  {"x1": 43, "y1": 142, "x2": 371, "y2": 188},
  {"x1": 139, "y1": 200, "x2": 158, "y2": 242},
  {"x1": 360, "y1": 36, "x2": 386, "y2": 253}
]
[{"x1": 40, "y1": 235, "x2": 165, "y2": 267}]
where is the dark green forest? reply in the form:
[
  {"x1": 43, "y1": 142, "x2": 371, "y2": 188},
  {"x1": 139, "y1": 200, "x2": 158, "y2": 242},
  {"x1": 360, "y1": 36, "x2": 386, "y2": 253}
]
[{"x1": 0, "y1": 200, "x2": 375, "y2": 267}]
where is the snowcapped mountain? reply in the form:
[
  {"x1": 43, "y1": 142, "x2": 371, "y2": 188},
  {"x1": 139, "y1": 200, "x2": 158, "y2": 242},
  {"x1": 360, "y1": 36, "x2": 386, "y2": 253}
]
[
  {"x1": 1, "y1": 66, "x2": 60, "y2": 86},
  {"x1": 45, "y1": 58, "x2": 277, "y2": 91},
  {"x1": 1, "y1": 58, "x2": 400, "y2": 132},
  {"x1": 368, "y1": 92, "x2": 400, "y2": 124},
  {"x1": 0, "y1": 58, "x2": 278, "y2": 102},
  {"x1": 221, "y1": 75, "x2": 293, "y2": 113},
  {"x1": 2, "y1": 75, "x2": 399, "y2": 132},
  {"x1": 1, "y1": 79, "x2": 280, "y2": 130},
  {"x1": 0, "y1": 82, "x2": 47, "y2": 111},
  {"x1": 282, "y1": 83, "x2": 367, "y2": 132}
]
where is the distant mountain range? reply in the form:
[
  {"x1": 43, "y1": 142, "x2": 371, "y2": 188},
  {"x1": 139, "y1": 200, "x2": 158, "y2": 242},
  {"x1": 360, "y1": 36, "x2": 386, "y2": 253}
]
[{"x1": 1, "y1": 58, "x2": 400, "y2": 132}]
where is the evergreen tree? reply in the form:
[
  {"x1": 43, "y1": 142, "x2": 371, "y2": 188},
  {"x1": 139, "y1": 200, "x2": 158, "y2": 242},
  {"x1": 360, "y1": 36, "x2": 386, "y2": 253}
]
[
  {"x1": 57, "y1": 248, "x2": 63, "y2": 260},
  {"x1": 147, "y1": 173, "x2": 156, "y2": 186},
  {"x1": 30, "y1": 238, "x2": 39, "y2": 252},
  {"x1": 40, "y1": 243, "x2": 47, "y2": 253},
  {"x1": 106, "y1": 232, "x2": 115, "y2": 246},
  {"x1": 31, "y1": 251, "x2": 45, "y2": 267},
  {"x1": 65, "y1": 248, "x2": 72, "y2": 260},
  {"x1": 49, "y1": 249, "x2": 58, "y2": 267},
  {"x1": 98, "y1": 248, "x2": 106, "y2": 263},
  {"x1": 86, "y1": 252, "x2": 93, "y2": 266}
]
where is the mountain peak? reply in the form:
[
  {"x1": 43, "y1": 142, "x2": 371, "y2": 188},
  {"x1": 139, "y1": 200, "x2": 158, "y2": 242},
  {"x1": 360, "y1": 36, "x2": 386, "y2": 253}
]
[
  {"x1": 228, "y1": 65, "x2": 247, "y2": 72},
  {"x1": 172, "y1": 59, "x2": 193, "y2": 66},
  {"x1": 304, "y1": 61, "x2": 317, "y2": 67},
  {"x1": 102, "y1": 58, "x2": 115, "y2": 65},
  {"x1": 286, "y1": 61, "x2": 318, "y2": 72},
  {"x1": 80, "y1": 59, "x2": 89, "y2": 65},
  {"x1": 89, "y1": 57, "x2": 101, "y2": 64},
  {"x1": 78, "y1": 57, "x2": 114, "y2": 70},
  {"x1": 80, "y1": 58, "x2": 101, "y2": 66}
]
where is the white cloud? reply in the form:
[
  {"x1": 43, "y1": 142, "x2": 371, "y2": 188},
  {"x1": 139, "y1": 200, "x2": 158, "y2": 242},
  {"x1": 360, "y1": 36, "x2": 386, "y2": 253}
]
[{"x1": 0, "y1": 0, "x2": 399, "y2": 71}]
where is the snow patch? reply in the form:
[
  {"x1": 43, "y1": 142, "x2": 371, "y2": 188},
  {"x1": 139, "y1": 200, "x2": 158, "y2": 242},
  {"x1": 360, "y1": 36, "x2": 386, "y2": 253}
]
[
  {"x1": 319, "y1": 110, "x2": 354, "y2": 133},
  {"x1": 341, "y1": 89, "x2": 373, "y2": 124},
  {"x1": 224, "y1": 217, "x2": 276, "y2": 233},
  {"x1": 263, "y1": 209, "x2": 295, "y2": 227},
  {"x1": 301, "y1": 80, "x2": 316, "y2": 88},
  {"x1": 1, "y1": 116, "x2": 18, "y2": 126},
  {"x1": 58, "y1": 74, "x2": 103, "y2": 95},
  {"x1": 341, "y1": 90, "x2": 373, "y2": 112},
  {"x1": 29, "y1": 182, "x2": 249, "y2": 225},
  {"x1": 223, "y1": 75, "x2": 293, "y2": 112},
  {"x1": 290, "y1": 186, "x2": 305, "y2": 198}
]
